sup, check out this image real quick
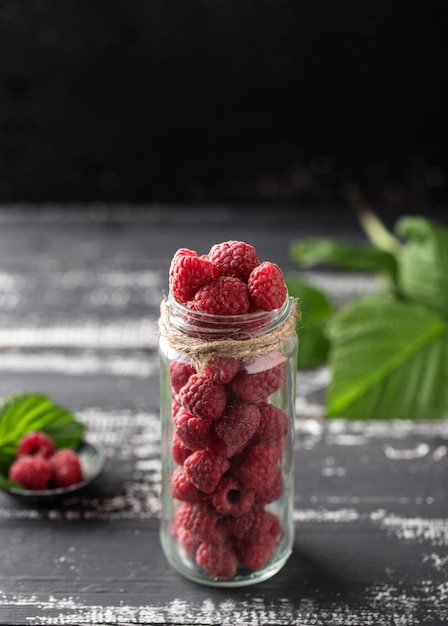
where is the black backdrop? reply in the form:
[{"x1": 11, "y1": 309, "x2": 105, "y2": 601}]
[{"x1": 0, "y1": 1, "x2": 446, "y2": 208}]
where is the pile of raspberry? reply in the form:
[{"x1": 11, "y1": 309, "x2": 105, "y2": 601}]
[
  {"x1": 8, "y1": 430, "x2": 83, "y2": 491},
  {"x1": 168, "y1": 241, "x2": 290, "y2": 580}
]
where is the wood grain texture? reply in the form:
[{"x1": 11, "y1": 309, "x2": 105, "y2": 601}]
[{"x1": 0, "y1": 207, "x2": 447, "y2": 625}]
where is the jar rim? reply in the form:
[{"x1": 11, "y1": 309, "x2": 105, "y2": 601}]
[{"x1": 167, "y1": 292, "x2": 293, "y2": 339}]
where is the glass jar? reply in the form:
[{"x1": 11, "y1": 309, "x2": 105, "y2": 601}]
[{"x1": 158, "y1": 292, "x2": 298, "y2": 587}]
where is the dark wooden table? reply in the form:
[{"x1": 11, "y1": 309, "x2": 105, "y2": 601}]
[{"x1": 0, "y1": 206, "x2": 447, "y2": 625}]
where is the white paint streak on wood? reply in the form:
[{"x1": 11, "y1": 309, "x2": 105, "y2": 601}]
[
  {"x1": 0, "y1": 351, "x2": 158, "y2": 377},
  {"x1": 1, "y1": 581, "x2": 448, "y2": 626},
  {"x1": 0, "y1": 320, "x2": 159, "y2": 349}
]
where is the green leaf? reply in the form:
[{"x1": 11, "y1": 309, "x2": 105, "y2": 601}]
[
  {"x1": 396, "y1": 216, "x2": 448, "y2": 318},
  {"x1": 289, "y1": 238, "x2": 397, "y2": 280},
  {"x1": 286, "y1": 276, "x2": 334, "y2": 368},
  {"x1": 0, "y1": 393, "x2": 86, "y2": 476},
  {"x1": 326, "y1": 297, "x2": 448, "y2": 419}
]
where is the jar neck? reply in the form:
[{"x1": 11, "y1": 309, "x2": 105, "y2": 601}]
[{"x1": 167, "y1": 292, "x2": 292, "y2": 341}]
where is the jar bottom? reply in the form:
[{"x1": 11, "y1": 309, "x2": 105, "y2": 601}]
[{"x1": 160, "y1": 527, "x2": 293, "y2": 588}]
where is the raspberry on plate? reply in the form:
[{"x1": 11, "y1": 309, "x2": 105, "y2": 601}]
[
  {"x1": 17, "y1": 430, "x2": 56, "y2": 459},
  {"x1": 169, "y1": 249, "x2": 218, "y2": 303},
  {"x1": 9, "y1": 455, "x2": 53, "y2": 490},
  {"x1": 208, "y1": 240, "x2": 259, "y2": 283},
  {"x1": 49, "y1": 448, "x2": 83, "y2": 488},
  {"x1": 248, "y1": 261, "x2": 287, "y2": 311},
  {"x1": 194, "y1": 276, "x2": 250, "y2": 315}
]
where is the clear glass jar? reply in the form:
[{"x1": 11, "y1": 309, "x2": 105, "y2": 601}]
[{"x1": 158, "y1": 292, "x2": 298, "y2": 587}]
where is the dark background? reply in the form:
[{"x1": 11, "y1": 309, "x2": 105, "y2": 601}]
[{"x1": 0, "y1": 0, "x2": 446, "y2": 210}]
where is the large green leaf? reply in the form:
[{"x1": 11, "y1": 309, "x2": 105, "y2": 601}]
[
  {"x1": 285, "y1": 276, "x2": 334, "y2": 368},
  {"x1": 396, "y1": 216, "x2": 448, "y2": 318},
  {"x1": 289, "y1": 238, "x2": 397, "y2": 280},
  {"x1": 326, "y1": 297, "x2": 448, "y2": 419}
]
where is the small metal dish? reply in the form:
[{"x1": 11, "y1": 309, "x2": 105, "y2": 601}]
[{"x1": 8, "y1": 440, "x2": 106, "y2": 502}]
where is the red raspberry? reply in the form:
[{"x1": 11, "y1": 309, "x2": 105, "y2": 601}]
[
  {"x1": 49, "y1": 449, "x2": 83, "y2": 488},
  {"x1": 169, "y1": 249, "x2": 218, "y2": 303},
  {"x1": 248, "y1": 261, "x2": 287, "y2": 311},
  {"x1": 196, "y1": 541, "x2": 238, "y2": 579},
  {"x1": 193, "y1": 276, "x2": 250, "y2": 315},
  {"x1": 226, "y1": 504, "x2": 282, "y2": 545},
  {"x1": 174, "y1": 407, "x2": 211, "y2": 450},
  {"x1": 17, "y1": 430, "x2": 55, "y2": 459},
  {"x1": 229, "y1": 357, "x2": 286, "y2": 404},
  {"x1": 208, "y1": 240, "x2": 259, "y2": 283},
  {"x1": 169, "y1": 360, "x2": 196, "y2": 394},
  {"x1": 236, "y1": 532, "x2": 277, "y2": 571},
  {"x1": 171, "y1": 467, "x2": 203, "y2": 502},
  {"x1": 184, "y1": 449, "x2": 230, "y2": 494},
  {"x1": 172, "y1": 432, "x2": 193, "y2": 465},
  {"x1": 212, "y1": 476, "x2": 255, "y2": 517},
  {"x1": 178, "y1": 373, "x2": 227, "y2": 421},
  {"x1": 255, "y1": 403, "x2": 289, "y2": 445},
  {"x1": 176, "y1": 501, "x2": 226, "y2": 543},
  {"x1": 202, "y1": 356, "x2": 240, "y2": 384},
  {"x1": 175, "y1": 526, "x2": 201, "y2": 557},
  {"x1": 9, "y1": 455, "x2": 53, "y2": 490},
  {"x1": 234, "y1": 443, "x2": 280, "y2": 491},
  {"x1": 256, "y1": 467, "x2": 283, "y2": 504},
  {"x1": 214, "y1": 402, "x2": 261, "y2": 456}
]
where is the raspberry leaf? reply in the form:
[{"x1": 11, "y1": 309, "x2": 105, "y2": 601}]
[
  {"x1": 396, "y1": 216, "x2": 448, "y2": 318},
  {"x1": 0, "y1": 393, "x2": 86, "y2": 475},
  {"x1": 326, "y1": 297, "x2": 448, "y2": 419},
  {"x1": 289, "y1": 238, "x2": 397, "y2": 281},
  {"x1": 285, "y1": 276, "x2": 334, "y2": 368}
]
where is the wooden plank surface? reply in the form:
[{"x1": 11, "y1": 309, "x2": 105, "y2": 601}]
[{"x1": 0, "y1": 206, "x2": 447, "y2": 626}]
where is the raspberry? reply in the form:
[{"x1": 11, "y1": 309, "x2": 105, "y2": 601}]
[
  {"x1": 171, "y1": 467, "x2": 203, "y2": 502},
  {"x1": 234, "y1": 443, "x2": 280, "y2": 491},
  {"x1": 49, "y1": 449, "x2": 83, "y2": 488},
  {"x1": 214, "y1": 402, "x2": 261, "y2": 456},
  {"x1": 194, "y1": 276, "x2": 250, "y2": 315},
  {"x1": 176, "y1": 501, "x2": 226, "y2": 543},
  {"x1": 226, "y1": 502, "x2": 280, "y2": 543},
  {"x1": 196, "y1": 541, "x2": 238, "y2": 579},
  {"x1": 212, "y1": 476, "x2": 255, "y2": 517},
  {"x1": 255, "y1": 403, "x2": 289, "y2": 445},
  {"x1": 236, "y1": 532, "x2": 277, "y2": 571},
  {"x1": 178, "y1": 373, "x2": 227, "y2": 421},
  {"x1": 169, "y1": 360, "x2": 196, "y2": 394},
  {"x1": 17, "y1": 430, "x2": 55, "y2": 459},
  {"x1": 248, "y1": 261, "x2": 287, "y2": 311},
  {"x1": 256, "y1": 467, "x2": 283, "y2": 504},
  {"x1": 229, "y1": 357, "x2": 286, "y2": 404},
  {"x1": 174, "y1": 407, "x2": 211, "y2": 450},
  {"x1": 184, "y1": 449, "x2": 230, "y2": 494},
  {"x1": 169, "y1": 249, "x2": 218, "y2": 303},
  {"x1": 9, "y1": 455, "x2": 53, "y2": 490},
  {"x1": 172, "y1": 432, "x2": 193, "y2": 465},
  {"x1": 175, "y1": 526, "x2": 201, "y2": 557},
  {"x1": 202, "y1": 356, "x2": 240, "y2": 384},
  {"x1": 208, "y1": 240, "x2": 259, "y2": 283}
]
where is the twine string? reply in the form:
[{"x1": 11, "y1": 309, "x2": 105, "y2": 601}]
[{"x1": 158, "y1": 297, "x2": 299, "y2": 371}]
